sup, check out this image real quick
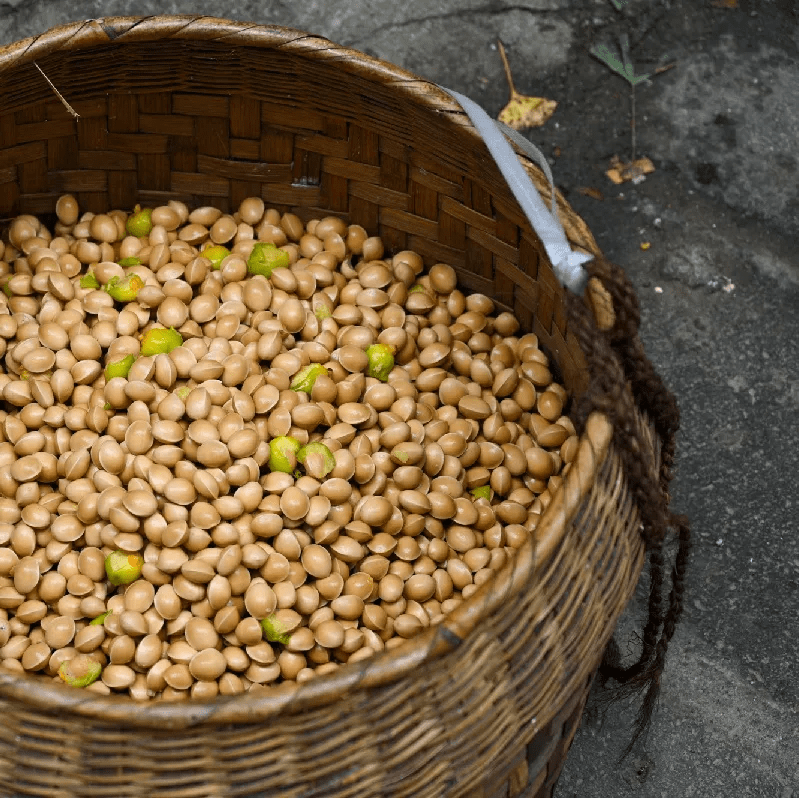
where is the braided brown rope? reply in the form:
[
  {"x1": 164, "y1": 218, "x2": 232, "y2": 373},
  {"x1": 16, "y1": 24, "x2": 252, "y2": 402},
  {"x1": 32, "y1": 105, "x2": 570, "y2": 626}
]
[{"x1": 565, "y1": 256, "x2": 691, "y2": 757}]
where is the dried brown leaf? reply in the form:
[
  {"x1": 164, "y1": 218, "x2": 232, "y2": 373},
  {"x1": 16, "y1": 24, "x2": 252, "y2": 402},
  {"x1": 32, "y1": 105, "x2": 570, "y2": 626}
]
[
  {"x1": 577, "y1": 186, "x2": 605, "y2": 200},
  {"x1": 605, "y1": 155, "x2": 656, "y2": 184}
]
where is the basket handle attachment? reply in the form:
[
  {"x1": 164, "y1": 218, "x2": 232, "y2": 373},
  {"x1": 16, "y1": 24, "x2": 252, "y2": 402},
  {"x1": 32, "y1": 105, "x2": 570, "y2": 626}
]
[
  {"x1": 442, "y1": 86, "x2": 691, "y2": 758},
  {"x1": 440, "y1": 87, "x2": 592, "y2": 296},
  {"x1": 441, "y1": 86, "x2": 616, "y2": 330}
]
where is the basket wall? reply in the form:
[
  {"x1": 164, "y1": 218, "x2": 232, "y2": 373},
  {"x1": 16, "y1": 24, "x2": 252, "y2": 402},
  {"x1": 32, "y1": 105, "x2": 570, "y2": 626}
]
[{"x1": 0, "y1": 18, "x2": 649, "y2": 798}]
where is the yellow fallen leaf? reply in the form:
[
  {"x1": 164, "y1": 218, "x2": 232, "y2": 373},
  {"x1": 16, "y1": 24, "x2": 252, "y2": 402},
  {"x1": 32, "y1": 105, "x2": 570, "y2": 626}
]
[
  {"x1": 640, "y1": 241, "x2": 651, "y2": 250},
  {"x1": 499, "y1": 96, "x2": 558, "y2": 130},
  {"x1": 605, "y1": 155, "x2": 656, "y2": 184},
  {"x1": 496, "y1": 40, "x2": 557, "y2": 131}
]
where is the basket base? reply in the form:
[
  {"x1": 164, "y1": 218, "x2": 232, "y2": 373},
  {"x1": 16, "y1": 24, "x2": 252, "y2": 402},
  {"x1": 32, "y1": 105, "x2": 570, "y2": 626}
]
[
  {"x1": 521, "y1": 673, "x2": 591, "y2": 798},
  {"x1": 475, "y1": 671, "x2": 593, "y2": 798}
]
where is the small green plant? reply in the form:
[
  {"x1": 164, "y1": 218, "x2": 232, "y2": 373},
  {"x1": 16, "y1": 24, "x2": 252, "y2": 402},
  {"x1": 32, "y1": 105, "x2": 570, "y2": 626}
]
[
  {"x1": 608, "y1": 0, "x2": 627, "y2": 9},
  {"x1": 591, "y1": 34, "x2": 650, "y2": 88},
  {"x1": 590, "y1": 33, "x2": 650, "y2": 161}
]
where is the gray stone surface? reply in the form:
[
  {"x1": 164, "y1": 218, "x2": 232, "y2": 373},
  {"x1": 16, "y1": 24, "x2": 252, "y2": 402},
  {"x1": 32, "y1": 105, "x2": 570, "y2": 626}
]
[{"x1": 1, "y1": 1, "x2": 797, "y2": 796}]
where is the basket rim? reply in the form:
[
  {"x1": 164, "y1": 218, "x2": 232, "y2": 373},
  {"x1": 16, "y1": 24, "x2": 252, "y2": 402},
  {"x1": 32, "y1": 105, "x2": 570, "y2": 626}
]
[
  {"x1": 0, "y1": 15, "x2": 611, "y2": 726},
  {"x1": 0, "y1": 15, "x2": 601, "y2": 258},
  {"x1": 0, "y1": 15, "x2": 466, "y2": 108}
]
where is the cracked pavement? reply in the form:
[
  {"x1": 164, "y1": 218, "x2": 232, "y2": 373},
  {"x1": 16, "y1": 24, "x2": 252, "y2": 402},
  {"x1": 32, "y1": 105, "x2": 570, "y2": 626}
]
[{"x1": 1, "y1": 1, "x2": 798, "y2": 796}]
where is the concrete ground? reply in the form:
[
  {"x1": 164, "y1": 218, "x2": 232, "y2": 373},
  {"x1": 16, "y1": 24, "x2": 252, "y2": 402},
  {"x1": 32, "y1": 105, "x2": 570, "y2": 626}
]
[{"x1": 1, "y1": 1, "x2": 798, "y2": 796}]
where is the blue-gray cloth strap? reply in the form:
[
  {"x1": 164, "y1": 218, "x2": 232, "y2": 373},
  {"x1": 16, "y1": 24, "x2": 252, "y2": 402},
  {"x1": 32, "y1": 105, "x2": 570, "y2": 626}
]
[{"x1": 439, "y1": 87, "x2": 592, "y2": 295}]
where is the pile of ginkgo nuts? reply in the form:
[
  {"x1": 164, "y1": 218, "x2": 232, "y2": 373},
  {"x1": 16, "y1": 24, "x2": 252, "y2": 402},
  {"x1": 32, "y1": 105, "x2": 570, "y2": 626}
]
[{"x1": 0, "y1": 195, "x2": 577, "y2": 701}]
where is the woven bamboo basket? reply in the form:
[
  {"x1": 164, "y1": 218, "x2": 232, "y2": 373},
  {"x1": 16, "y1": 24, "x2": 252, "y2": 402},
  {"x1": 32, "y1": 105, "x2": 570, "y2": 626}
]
[{"x1": 0, "y1": 17, "x2": 660, "y2": 798}]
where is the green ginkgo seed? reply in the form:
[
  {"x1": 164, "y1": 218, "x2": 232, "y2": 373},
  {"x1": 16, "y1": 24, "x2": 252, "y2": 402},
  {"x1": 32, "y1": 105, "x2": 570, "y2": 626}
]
[{"x1": 247, "y1": 242, "x2": 290, "y2": 277}]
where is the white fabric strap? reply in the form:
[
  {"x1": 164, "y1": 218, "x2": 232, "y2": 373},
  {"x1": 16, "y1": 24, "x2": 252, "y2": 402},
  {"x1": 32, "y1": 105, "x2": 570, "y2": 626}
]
[{"x1": 440, "y1": 87, "x2": 592, "y2": 295}]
